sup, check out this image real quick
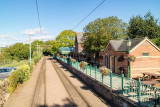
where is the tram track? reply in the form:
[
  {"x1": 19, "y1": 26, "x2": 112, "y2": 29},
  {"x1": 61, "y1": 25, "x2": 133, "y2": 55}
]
[
  {"x1": 50, "y1": 58, "x2": 90, "y2": 107},
  {"x1": 31, "y1": 57, "x2": 46, "y2": 107}
]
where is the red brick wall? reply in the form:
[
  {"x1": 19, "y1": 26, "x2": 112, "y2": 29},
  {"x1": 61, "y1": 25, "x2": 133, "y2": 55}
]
[
  {"x1": 130, "y1": 40, "x2": 160, "y2": 78},
  {"x1": 98, "y1": 43, "x2": 128, "y2": 76},
  {"x1": 75, "y1": 43, "x2": 84, "y2": 53}
]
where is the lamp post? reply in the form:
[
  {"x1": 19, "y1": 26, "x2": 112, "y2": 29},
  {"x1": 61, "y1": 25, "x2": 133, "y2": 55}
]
[{"x1": 127, "y1": 38, "x2": 131, "y2": 79}]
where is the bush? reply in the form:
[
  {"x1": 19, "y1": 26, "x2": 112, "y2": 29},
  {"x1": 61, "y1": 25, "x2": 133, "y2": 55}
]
[
  {"x1": 33, "y1": 56, "x2": 39, "y2": 64},
  {"x1": 27, "y1": 61, "x2": 35, "y2": 73},
  {"x1": 8, "y1": 64, "x2": 30, "y2": 94}
]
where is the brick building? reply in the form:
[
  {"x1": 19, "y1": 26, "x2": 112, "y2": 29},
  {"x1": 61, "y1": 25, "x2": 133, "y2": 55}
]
[
  {"x1": 75, "y1": 32, "x2": 84, "y2": 53},
  {"x1": 98, "y1": 37, "x2": 160, "y2": 78}
]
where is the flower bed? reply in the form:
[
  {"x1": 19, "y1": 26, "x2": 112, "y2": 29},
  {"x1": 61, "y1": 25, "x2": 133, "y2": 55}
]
[
  {"x1": 128, "y1": 54, "x2": 136, "y2": 62},
  {"x1": 62, "y1": 56, "x2": 65, "y2": 59},
  {"x1": 79, "y1": 61, "x2": 87, "y2": 70},
  {"x1": 99, "y1": 66, "x2": 110, "y2": 75},
  {"x1": 71, "y1": 58, "x2": 76, "y2": 63}
]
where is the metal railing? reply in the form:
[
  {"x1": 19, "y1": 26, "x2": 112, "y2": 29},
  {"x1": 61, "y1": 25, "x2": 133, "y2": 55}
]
[{"x1": 56, "y1": 56, "x2": 160, "y2": 107}]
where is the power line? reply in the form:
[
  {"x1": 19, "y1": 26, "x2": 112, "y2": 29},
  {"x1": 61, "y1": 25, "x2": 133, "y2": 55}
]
[
  {"x1": 72, "y1": 0, "x2": 106, "y2": 30},
  {"x1": 36, "y1": 0, "x2": 43, "y2": 37}
]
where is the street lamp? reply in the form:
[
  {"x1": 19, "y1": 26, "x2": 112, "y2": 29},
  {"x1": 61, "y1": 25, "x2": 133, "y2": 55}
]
[{"x1": 127, "y1": 38, "x2": 131, "y2": 79}]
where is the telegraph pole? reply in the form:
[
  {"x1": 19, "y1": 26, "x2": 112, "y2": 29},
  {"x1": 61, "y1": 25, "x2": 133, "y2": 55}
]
[
  {"x1": 37, "y1": 43, "x2": 38, "y2": 59},
  {"x1": 29, "y1": 35, "x2": 31, "y2": 72}
]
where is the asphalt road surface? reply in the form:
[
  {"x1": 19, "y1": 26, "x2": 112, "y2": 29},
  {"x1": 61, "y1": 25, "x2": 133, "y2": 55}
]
[{"x1": 0, "y1": 72, "x2": 11, "y2": 80}]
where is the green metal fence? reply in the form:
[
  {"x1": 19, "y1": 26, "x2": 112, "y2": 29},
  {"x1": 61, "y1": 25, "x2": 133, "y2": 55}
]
[{"x1": 56, "y1": 56, "x2": 160, "y2": 107}]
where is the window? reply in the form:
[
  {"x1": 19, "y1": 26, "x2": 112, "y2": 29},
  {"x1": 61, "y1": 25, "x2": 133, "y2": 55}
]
[{"x1": 142, "y1": 53, "x2": 149, "y2": 56}]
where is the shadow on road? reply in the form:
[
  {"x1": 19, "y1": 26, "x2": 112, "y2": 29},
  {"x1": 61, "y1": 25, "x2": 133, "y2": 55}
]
[{"x1": 37, "y1": 98, "x2": 76, "y2": 107}]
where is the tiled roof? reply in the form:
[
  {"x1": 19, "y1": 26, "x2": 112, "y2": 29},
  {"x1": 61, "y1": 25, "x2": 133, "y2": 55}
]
[
  {"x1": 76, "y1": 32, "x2": 84, "y2": 43},
  {"x1": 109, "y1": 38, "x2": 145, "y2": 51}
]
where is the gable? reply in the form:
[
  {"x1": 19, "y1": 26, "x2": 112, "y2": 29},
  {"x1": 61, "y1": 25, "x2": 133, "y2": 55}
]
[
  {"x1": 104, "y1": 43, "x2": 116, "y2": 54},
  {"x1": 130, "y1": 40, "x2": 160, "y2": 56}
]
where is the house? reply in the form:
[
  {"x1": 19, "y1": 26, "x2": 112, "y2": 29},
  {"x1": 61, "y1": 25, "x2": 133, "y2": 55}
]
[
  {"x1": 98, "y1": 37, "x2": 160, "y2": 78},
  {"x1": 74, "y1": 32, "x2": 87, "y2": 61},
  {"x1": 75, "y1": 32, "x2": 84, "y2": 53}
]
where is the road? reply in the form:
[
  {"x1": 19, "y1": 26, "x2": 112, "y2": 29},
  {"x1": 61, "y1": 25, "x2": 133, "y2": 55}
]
[
  {"x1": 0, "y1": 72, "x2": 11, "y2": 80},
  {"x1": 4, "y1": 57, "x2": 113, "y2": 107}
]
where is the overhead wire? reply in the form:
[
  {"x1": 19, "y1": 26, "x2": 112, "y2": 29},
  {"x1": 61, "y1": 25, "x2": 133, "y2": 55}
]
[
  {"x1": 72, "y1": 0, "x2": 106, "y2": 30},
  {"x1": 35, "y1": 0, "x2": 43, "y2": 39}
]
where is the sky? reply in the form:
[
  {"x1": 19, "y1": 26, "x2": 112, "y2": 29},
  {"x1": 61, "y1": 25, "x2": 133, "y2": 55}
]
[{"x1": 0, "y1": 0, "x2": 160, "y2": 47}]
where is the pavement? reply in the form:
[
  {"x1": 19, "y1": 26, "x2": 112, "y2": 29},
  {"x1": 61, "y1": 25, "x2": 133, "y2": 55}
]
[
  {"x1": 4, "y1": 58, "x2": 44, "y2": 107},
  {"x1": 4, "y1": 57, "x2": 111, "y2": 107},
  {"x1": 45, "y1": 57, "x2": 73, "y2": 107}
]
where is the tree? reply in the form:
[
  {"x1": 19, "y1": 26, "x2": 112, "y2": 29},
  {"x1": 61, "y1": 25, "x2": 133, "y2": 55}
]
[
  {"x1": 128, "y1": 11, "x2": 160, "y2": 39},
  {"x1": 51, "y1": 41, "x2": 61, "y2": 54},
  {"x1": 56, "y1": 30, "x2": 76, "y2": 47},
  {"x1": 5, "y1": 43, "x2": 29, "y2": 61},
  {"x1": 43, "y1": 40, "x2": 55, "y2": 55},
  {"x1": 83, "y1": 16, "x2": 128, "y2": 55}
]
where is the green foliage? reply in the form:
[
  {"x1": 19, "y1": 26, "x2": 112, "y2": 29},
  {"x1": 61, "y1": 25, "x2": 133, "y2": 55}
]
[
  {"x1": 8, "y1": 64, "x2": 30, "y2": 94},
  {"x1": 0, "y1": 60, "x2": 29, "y2": 67},
  {"x1": 51, "y1": 41, "x2": 61, "y2": 54},
  {"x1": 32, "y1": 51, "x2": 42, "y2": 64},
  {"x1": 56, "y1": 30, "x2": 76, "y2": 47},
  {"x1": 42, "y1": 40, "x2": 55, "y2": 55},
  {"x1": 128, "y1": 11, "x2": 160, "y2": 39},
  {"x1": 83, "y1": 16, "x2": 128, "y2": 54},
  {"x1": 33, "y1": 56, "x2": 39, "y2": 64},
  {"x1": 152, "y1": 37, "x2": 160, "y2": 47}
]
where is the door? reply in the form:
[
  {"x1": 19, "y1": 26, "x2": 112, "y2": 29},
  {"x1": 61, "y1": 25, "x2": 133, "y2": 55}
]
[
  {"x1": 105, "y1": 55, "x2": 107, "y2": 68},
  {"x1": 110, "y1": 56, "x2": 112, "y2": 70}
]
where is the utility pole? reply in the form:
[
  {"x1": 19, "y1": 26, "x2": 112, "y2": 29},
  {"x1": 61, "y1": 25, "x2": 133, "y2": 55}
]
[
  {"x1": 29, "y1": 35, "x2": 31, "y2": 72},
  {"x1": 37, "y1": 43, "x2": 38, "y2": 59}
]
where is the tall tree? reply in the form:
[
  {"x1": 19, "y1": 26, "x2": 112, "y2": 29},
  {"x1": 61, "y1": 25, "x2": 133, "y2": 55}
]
[
  {"x1": 56, "y1": 30, "x2": 76, "y2": 47},
  {"x1": 128, "y1": 11, "x2": 160, "y2": 39},
  {"x1": 83, "y1": 16, "x2": 128, "y2": 55}
]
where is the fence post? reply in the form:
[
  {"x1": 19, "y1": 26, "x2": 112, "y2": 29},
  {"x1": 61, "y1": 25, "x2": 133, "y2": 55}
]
[
  {"x1": 102, "y1": 74, "x2": 104, "y2": 84},
  {"x1": 158, "y1": 90, "x2": 160, "y2": 105},
  {"x1": 110, "y1": 70, "x2": 112, "y2": 88},
  {"x1": 138, "y1": 78, "x2": 141, "y2": 105},
  {"x1": 86, "y1": 65, "x2": 87, "y2": 74},
  {"x1": 90, "y1": 65, "x2": 91, "y2": 76},
  {"x1": 95, "y1": 66, "x2": 97, "y2": 80},
  {"x1": 122, "y1": 74, "x2": 124, "y2": 95}
]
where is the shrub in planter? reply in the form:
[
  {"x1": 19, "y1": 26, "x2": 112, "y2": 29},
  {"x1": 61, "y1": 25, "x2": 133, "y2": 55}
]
[
  {"x1": 71, "y1": 59, "x2": 76, "y2": 63},
  {"x1": 99, "y1": 66, "x2": 110, "y2": 75},
  {"x1": 57, "y1": 54, "x2": 60, "y2": 57},
  {"x1": 128, "y1": 54, "x2": 136, "y2": 62},
  {"x1": 79, "y1": 61, "x2": 87, "y2": 70},
  {"x1": 62, "y1": 56, "x2": 65, "y2": 59},
  {"x1": 8, "y1": 64, "x2": 30, "y2": 94}
]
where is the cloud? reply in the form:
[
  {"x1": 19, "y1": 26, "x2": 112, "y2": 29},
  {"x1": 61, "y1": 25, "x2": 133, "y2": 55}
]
[
  {"x1": 22, "y1": 28, "x2": 48, "y2": 35},
  {"x1": 0, "y1": 34, "x2": 17, "y2": 39},
  {"x1": 32, "y1": 35, "x2": 55, "y2": 41}
]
